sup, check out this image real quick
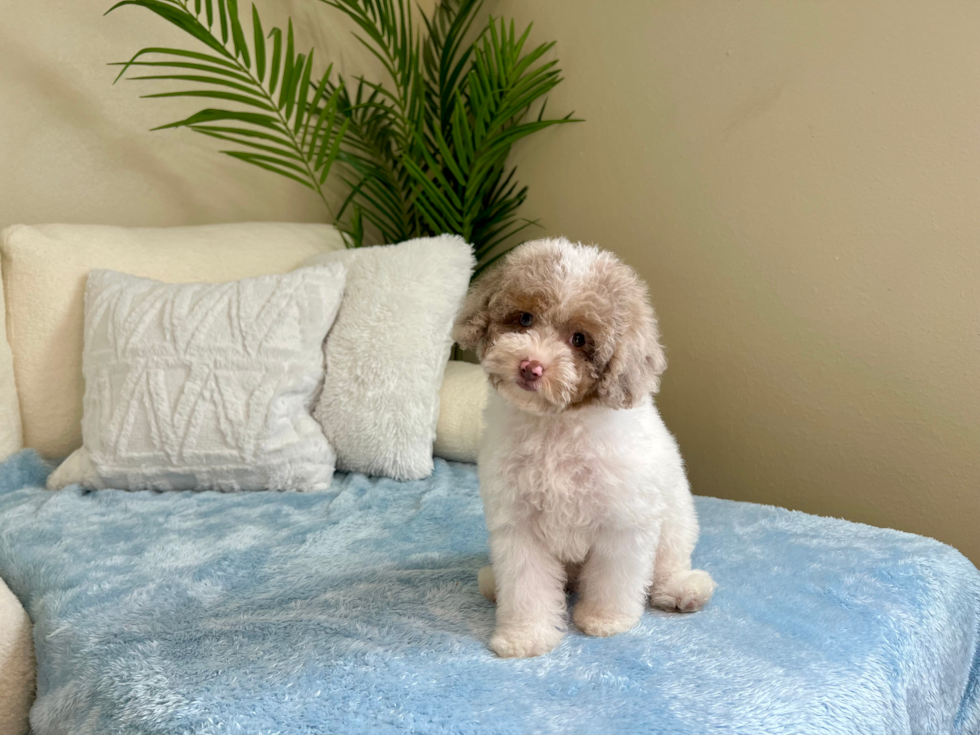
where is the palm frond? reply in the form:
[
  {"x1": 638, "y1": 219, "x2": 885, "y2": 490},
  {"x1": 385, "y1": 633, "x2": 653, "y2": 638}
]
[
  {"x1": 114, "y1": 0, "x2": 581, "y2": 265},
  {"x1": 109, "y1": 0, "x2": 348, "y2": 218},
  {"x1": 402, "y1": 13, "x2": 580, "y2": 268},
  {"x1": 420, "y1": 0, "x2": 483, "y2": 136}
]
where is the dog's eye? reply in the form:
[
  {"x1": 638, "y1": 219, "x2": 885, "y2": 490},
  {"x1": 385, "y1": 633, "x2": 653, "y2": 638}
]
[
  {"x1": 519, "y1": 312, "x2": 534, "y2": 328},
  {"x1": 570, "y1": 332, "x2": 587, "y2": 348}
]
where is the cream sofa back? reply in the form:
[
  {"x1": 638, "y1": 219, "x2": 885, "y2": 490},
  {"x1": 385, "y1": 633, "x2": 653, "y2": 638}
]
[{"x1": 0, "y1": 223, "x2": 346, "y2": 458}]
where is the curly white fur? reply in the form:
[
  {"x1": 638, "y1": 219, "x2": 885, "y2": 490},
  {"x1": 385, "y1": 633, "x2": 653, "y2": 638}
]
[{"x1": 454, "y1": 237, "x2": 716, "y2": 658}]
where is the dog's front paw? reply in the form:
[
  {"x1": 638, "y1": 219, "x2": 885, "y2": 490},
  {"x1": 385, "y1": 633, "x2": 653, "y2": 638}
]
[
  {"x1": 651, "y1": 569, "x2": 716, "y2": 612},
  {"x1": 490, "y1": 625, "x2": 563, "y2": 658},
  {"x1": 573, "y1": 604, "x2": 640, "y2": 637}
]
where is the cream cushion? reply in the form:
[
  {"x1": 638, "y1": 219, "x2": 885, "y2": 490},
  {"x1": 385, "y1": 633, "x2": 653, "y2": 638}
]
[
  {"x1": 0, "y1": 262, "x2": 22, "y2": 462},
  {"x1": 0, "y1": 578, "x2": 33, "y2": 735},
  {"x1": 0, "y1": 223, "x2": 345, "y2": 458},
  {"x1": 433, "y1": 361, "x2": 488, "y2": 464}
]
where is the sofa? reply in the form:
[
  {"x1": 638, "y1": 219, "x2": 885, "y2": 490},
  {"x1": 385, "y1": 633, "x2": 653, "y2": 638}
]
[{"x1": 0, "y1": 223, "x2": 977, "y2": 735}]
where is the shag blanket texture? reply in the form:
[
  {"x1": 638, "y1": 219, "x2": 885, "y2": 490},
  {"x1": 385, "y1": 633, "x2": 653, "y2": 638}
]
[{"x1": 0, "y1": 450, "x2": 977, "y2": 735}]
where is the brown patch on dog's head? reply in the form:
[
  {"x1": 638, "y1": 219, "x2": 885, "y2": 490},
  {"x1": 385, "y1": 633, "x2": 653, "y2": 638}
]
[{"x1": 453, "y1": 238, "x2": 667, "y2": 414}]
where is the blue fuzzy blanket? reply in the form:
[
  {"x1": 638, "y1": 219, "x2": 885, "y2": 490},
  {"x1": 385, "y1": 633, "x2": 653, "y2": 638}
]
[{"x1": 0, "y1": 450, "x2": 977, "y2": 734}]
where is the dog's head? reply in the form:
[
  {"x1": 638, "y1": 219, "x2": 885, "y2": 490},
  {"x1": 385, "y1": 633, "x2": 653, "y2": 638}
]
[{"x1": 453, "y1": 238, "x2": 667, "y2": 414}]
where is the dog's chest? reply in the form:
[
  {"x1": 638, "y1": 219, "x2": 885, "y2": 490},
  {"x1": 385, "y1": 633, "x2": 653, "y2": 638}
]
[{"x1": 503, "y1": 418, "x2": 612, "y2": 561}]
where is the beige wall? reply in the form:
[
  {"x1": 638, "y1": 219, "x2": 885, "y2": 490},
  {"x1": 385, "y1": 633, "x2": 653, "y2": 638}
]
[
  {"x1": 2, "y1": 2, "x2": 977, "y2": 562},
  {"x1": 493, "y1": 0, "x2": 980, "y2": 563},
  {"x1": 0, "y1": 0, "x2": 370, "y2": 231}
]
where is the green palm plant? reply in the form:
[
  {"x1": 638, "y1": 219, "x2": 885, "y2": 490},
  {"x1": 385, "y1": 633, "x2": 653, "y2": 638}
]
[
  {"x1": 110, "y1": 1, "x2": 349, "y2": 218},
  {"x1": 109, "y1": 0, "x2": 579, "y2": 275}
]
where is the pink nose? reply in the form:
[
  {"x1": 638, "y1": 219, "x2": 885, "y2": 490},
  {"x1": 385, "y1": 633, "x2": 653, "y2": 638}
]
[{"x1": 520, "y1": 359, "x2": 545, "y2": 381}]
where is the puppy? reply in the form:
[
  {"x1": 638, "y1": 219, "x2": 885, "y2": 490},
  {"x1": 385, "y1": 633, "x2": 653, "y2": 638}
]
[{"x1": 454, "y1": 237, "x2": 715, "y2": 658}]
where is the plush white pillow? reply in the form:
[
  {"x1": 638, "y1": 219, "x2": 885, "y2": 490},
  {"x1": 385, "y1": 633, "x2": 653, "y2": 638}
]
[
  {"x1": 306, "y1": 236, "x2": 474, "y2": 481},
  {"x1": 0, "y1": 222, "x2": 346, "y2": 458},
  {"x1": 47, "y1": 264, "x2": 347, "y2": 492}
]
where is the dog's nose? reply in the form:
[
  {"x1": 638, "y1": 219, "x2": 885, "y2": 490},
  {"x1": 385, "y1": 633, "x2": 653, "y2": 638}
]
[{"x1": 520, "y1": 360, "x2": 545, "y2": 381}]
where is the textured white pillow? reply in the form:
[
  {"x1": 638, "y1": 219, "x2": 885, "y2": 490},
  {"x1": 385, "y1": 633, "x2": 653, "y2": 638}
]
[
  {"x1": 306, "y1": 235, "x2": 474, "y2": 481},
  {"x1": 0, "y1": 222, "x2": 346, "y2": 458},
  {"x1": 47, "y1": 264, "x2": 347, "y2": 492}
]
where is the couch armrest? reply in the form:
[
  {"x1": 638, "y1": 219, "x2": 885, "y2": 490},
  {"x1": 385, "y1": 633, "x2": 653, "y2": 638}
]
[{"x1": 0, "y1": 578, "x2": 33, "y2": 735}]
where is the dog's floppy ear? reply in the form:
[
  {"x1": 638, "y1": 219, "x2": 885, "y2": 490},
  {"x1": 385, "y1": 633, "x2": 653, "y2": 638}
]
[
  {"x1": 596, "y1": 280, "x2": 667, "y2": 409},
  {"x1": 453, "y1": 266, "x2": 503, "y2": 352}
]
